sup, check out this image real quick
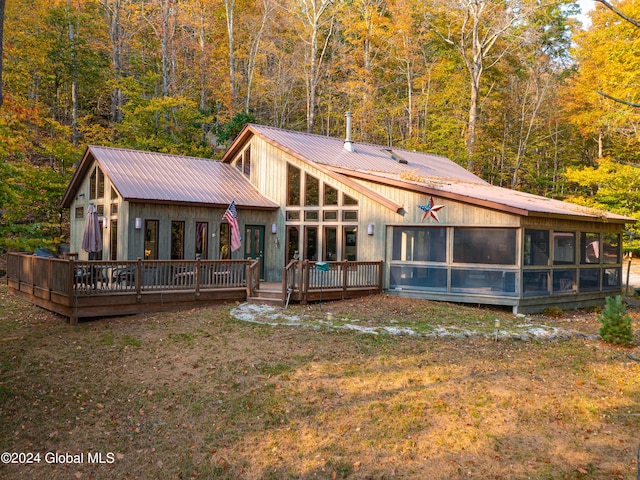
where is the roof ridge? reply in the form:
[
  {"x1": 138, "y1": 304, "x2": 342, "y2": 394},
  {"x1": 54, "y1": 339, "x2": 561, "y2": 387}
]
[
  {"x1": 248, "y1": 124, "x2": 452, "y2": 160},
  {"x1": 88, "y1": 145, "x2": 218, "y2": 163}
]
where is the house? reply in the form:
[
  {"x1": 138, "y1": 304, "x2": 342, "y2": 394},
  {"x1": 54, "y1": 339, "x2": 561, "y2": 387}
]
[{"x1": 60, "y1": 118, "x2": 635, "y2": 313}]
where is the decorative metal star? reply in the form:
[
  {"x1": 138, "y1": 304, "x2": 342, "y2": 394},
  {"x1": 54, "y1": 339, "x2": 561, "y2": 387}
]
[{"x1": 418, "y1": 197, "x2": 445, "y2": 222}]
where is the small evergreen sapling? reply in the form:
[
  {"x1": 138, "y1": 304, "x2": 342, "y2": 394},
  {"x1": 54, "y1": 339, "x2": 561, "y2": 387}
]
[{"x1": 598, "y1": 295, "x2": 634, "y2": 346}]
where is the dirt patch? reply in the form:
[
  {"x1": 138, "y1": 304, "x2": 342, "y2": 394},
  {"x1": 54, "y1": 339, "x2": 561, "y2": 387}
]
[{"x1": 0, "y1": 286, "x2": 638, "y2": 480}]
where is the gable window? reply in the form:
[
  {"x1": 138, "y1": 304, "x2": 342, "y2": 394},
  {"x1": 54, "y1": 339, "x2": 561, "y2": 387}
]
[
  {"x1": 195, "y1": 222, "x2": 208, "y2": 259},
  {"x1": 343, "y1": 194, "x2": 358, "y2": 205},
  {"x1": 305, "y1": 174, "x2": 319, "y2": 206},
  {"x1": 89, "y1": 166, "x2": 105, "y2": 200},
  {"x1": 324, "y1": 184, "x2": 338, "y2": 205},
  {"x1": 235, "y1": 147, "x2": 251, "y2": 177},
  {"x1": 287, "y1": 164, "x2": 301, "y2": 205},
  {"x1": 171, "y1": 221, "x2": 185, "y2": 260},
  {"x1": 144, "y1": 220, "x2": 159, "y2": 260}
]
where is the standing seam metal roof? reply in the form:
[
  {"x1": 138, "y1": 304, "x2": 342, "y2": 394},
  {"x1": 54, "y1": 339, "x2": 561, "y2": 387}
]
[{"x1": 65, "y1": 146, "x2": 278, "y2": 209}]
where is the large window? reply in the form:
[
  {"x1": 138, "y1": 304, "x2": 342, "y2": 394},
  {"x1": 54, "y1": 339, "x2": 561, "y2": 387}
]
[
  {"x1": 287, "y1": 164, "x2": 301, "y2": 205},
  {"x1": 451, "y1": 269, "x2": 517, "y2": 296},
  {"x1": 553, "y1": 269, "x2": 576, "y2": 293},
  {"x1": 390, "y1": 266, "x2": 447, "y2": 291},
  {"x1": 453, "y1": 228, "x2": 516, "y2": 265},
  {"x1": 305, "y1": 174, "x2": 319, "y2": 206},
  {"x1": 171, "y1": 221, "x2": 185, "y2": 260},
  {"x1": 305, "y1": 227, "x2": 318, "y2": 261},
  {"x1": 89, "y1": 166, "x2": 105, "y2": 200},
  {"x1": 286, "y1": 226, "x2": 300, "y2": 262},
  {"x1": 324, "y1": 227, "x2": 337, "y2": 261},
  {"x1": 195, "y1": 222, "x2": 208, "y2": 259},
  {"x1": 144, "y1": 220, "x2": 159, "y2": 260},
  {"x1": 523, "y1": 271, "x2": 550, "y2": 296},
  {"x1": 524, "y1": 229, "x2": 549, "y2": 266},
  {"x1": 392, "y1": 227, "x2": 446, "y2": 262},
  {"x1": 344, "y1": 226, "x2": 357, "y2": 261}
]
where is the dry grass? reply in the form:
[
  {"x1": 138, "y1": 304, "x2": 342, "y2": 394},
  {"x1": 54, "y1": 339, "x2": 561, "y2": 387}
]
[{"x1": 0, "y1": 285, "x2": 639, "y2": 480}]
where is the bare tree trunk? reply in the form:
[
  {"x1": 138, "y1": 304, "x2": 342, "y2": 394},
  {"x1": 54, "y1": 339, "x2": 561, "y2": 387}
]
[
  {"x1": 0, "y1": 0, "x2": 6, "y2": 109},
  {"x1": 101, "y1": 0, "x2": 125, "y2": 129},
  {"x1": 245, "y1": 0, "x2": 272, "y2": 113},
  {"x1": 67, "y1": 0, "x2": 80, "y2": 147},
  {"x1": 225, "y1": 0, "x2": 237, "y2": 111}
]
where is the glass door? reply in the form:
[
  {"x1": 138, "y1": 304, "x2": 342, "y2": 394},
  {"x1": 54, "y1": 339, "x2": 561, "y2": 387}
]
[{"x1": 244, "y1": 225, "x2": 265, "y2": 278}]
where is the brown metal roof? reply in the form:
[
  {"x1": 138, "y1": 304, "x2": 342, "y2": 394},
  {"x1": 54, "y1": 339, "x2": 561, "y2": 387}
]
[
  {"x1": 61, "y1": 146, "x2": 278, "y2": 210},
  {"x1": 233, "y1": 124, "x2": 634, "y2": 223}
]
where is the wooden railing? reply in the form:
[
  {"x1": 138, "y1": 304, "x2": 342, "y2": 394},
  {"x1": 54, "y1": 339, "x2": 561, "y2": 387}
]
[
  {"x1": 6, "y1": 253, "x2": 257, "y2": 323},
  {"x1": 283, "y1": 260, "x2": 382, "y2": 304}
]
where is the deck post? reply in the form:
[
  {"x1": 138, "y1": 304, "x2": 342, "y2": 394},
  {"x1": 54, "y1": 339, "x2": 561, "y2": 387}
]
[
  {"x1": 378, "y1": 260, "x2": 383, "y2": 293},
  {"x1": 342, "y1": 261, "x2": 348, "y2": 299},
  {"x1": 301, "y1": 260, "x2": 309, "y2": 305},
  {"x1": 135, "y1": 258, "x2": 142, "y2": 301},
  {"x1": 246, "y1": 261, "x2": 252, "y2": 298},
  {"x1": 195, "y1": 258, "x2": 201, "y2": 298}
]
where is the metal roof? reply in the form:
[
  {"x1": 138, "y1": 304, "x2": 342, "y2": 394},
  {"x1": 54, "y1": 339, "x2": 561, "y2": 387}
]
[
  {"x1": 61, "y1": 146, "x2": 278, "y2": 209},
  {"x1": 236, "y1": 124, "x2": 634, "y2": 223}
]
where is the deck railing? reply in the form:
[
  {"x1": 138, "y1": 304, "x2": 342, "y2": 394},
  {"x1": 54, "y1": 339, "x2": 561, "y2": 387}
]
[{"x1": 283, "y1": 259, "x2": 382, "y2": 304}]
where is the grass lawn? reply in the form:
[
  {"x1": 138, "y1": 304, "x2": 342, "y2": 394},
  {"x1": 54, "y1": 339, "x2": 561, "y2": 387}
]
[{"x1": 0, "y1": 285, "x2": 639, "y2": 479}]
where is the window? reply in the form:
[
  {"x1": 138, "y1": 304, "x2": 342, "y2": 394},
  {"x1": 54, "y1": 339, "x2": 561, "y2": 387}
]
[
  {"x1": 219, "y1": 223, "x2": 230, "y2": 259},
  {"x1": 580, "y1": 232, "x2": 600, "y2": 264},
  {"x1": 603, "y1": 268, "x2": 621, "y2": 290},
  {"x1": 305, "y1": 174, "x2": 319, "y2": 206},
  {"x1": 195, "y1": 222, "x2": 208, "y2": 259},
  {"x1": 453, "y1": 228, "x2": 516, "y2": 265},
  {"x1": 89, "y1": 166, "x2": 105, "y2": 200},
  {"x1": 603, "y1": 233, "x2": 620, "y2": 264},
  {"x1": 323, "y1": 211, "x2": 338, "y2": 221},
  {"x1": 344, "y1": 226, "x2": 357, "y2": 261},
  {"x1": 110, "y1": 220, "x2": 118, "y2": 261},
  {"x1": 343, "y1": 211, "x2": 358, "y2": 221},
  {"x1": 96, "y1": 204, "x2": 105, "y2": 216},
  {"x1": 144, "y1": 220, "x2": 159, "y2": 260},
  {"x1": 553, "y1": 232, "x2": 575, "y2": 265},
  {"x1": 392, "y1": 227, "x2": 446, "y2": 262},
  {"x1": 287, "y1": 164, "x2": 301, "y2": 205},
  {"x1": 75, "y1": 207, "x2": 84, "y2": 219},
  {"x1": 524, "y1": 229, "x2": 549, "y2": 266},
  {"x1": 234, "y1": 147, "x2": 251, "y2": 177},
  {"x1": 111, "y1": 203, "x2": 119, "y2": 215},
  {"x1": 343, "y1": 194, "x2": 358, "y2": 205},
  {"x1": 171, "y1": 221, "x2": 185, "y2": 260},
  {"x1": 111, "y1": 186, "x2": 118, "y2": 200},
  {"x1": 324, "y1": 227, "x2": 337, "y2": 261},
  {"x1": 305, "y1": 211, "x2": 319, "y2": 221},
  {"x1": 286, "y1": 211, "x2": 300, "y2": 221},
  {"x1": 287, "y1": 226, "x2": 300, "y2": 262},
  {"x1": 324, "y1": 184, "x2": 338, "y2": 205},
  {"x1": 305, "y1": 227, "x2": 318, "y2": 260}
]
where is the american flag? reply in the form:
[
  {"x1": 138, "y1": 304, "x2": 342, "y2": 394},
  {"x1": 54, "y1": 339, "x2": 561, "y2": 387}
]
[{"x1": 223, "y1": 201, "x2": 241, "y2": 252}]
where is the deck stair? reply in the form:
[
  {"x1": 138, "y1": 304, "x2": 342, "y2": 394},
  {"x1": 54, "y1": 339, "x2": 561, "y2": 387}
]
[{"x1": 248, "y1": 282, "x2": 284, "y2": 306}]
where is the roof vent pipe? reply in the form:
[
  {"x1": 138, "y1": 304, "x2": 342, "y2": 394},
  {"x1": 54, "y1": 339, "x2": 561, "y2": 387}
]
[{"x1": 344, "y1": 112, "x2": 354, "y2": 152}]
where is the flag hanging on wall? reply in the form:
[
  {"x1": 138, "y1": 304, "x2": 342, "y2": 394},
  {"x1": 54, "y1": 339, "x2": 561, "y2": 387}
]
[{"x1": 223, "y1": 201, "x2": 242, "y2": 252}]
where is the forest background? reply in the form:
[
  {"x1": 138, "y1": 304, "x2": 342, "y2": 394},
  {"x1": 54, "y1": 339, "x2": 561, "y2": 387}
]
[{"x1": 0, "y1": 0, "x2": 638, "y2": 253}]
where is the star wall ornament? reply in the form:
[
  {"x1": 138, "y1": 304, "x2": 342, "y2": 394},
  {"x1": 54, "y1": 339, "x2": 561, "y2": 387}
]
[{"x1": 418, "y1": 197, "x2": 445, "y2": 222}]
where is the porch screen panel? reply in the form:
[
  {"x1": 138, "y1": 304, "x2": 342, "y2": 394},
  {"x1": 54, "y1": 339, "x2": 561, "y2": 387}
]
[
  {"x1": 523, "y1": 271, "x2": 550, "y2": 296},
  {"x1": 603, "y1": 234, "x2": 621, "y2": 264},
  {"x1": 553, "y1": 232, "x2": 576, "y2": 265},
  {"x1": 144, "y1": 220, "x2": 159, "y2": 260},
  {"x1": 603, "y1": 268, "x2": 621, "y2": 290},
  {"x1": 392, "y1": 227, "x2": 446, "y2": 262},
  {"x1": 390, "y1": 266, "x2": 447, "y2": 291},
  {"x1": 453, "y1": 228, "x2": 516, "y2": 265},
  {"x1": 451, "y1": 269, "x2": 517, "y2": 296},
  {"x1": 524, "y1": 229, "x2": 549, "y2": 266},
  {"x1": 580, "y1": 232, "x2": 600, "y2": 264},
  {"x1": 579, "y1": 268, "x2": 600, "y2": 291},
  {"x1": 552, "y1": 269, "x2": 576, "y2": 293}
]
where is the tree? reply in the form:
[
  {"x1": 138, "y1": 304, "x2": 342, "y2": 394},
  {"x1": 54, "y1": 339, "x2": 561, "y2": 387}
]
[{"x1": 0, "y1": 0, "x2": 6, "y2": 108}]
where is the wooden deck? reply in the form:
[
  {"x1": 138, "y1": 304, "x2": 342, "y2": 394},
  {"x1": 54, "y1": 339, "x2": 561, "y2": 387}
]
[{"x1": 6, "y1": 253, "x2": 383, "y2": 323}]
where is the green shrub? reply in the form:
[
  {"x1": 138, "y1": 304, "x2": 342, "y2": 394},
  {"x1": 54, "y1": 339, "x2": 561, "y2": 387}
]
[
  {"x1": 542, "y1": 306, "x2": 563, "y2": 318},
  {"x1": 598, "y1": 295, "x2": 634, "y2": 346}
]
